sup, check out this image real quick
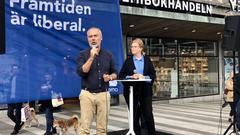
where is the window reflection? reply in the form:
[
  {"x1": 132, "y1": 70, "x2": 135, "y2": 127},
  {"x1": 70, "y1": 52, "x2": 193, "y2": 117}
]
[
  {"x1": 152, "y1": 57, "x2": 178, "y2": 99},
  {"x1": 179, "y1": 57, "x2": 218, "y2": 97}
]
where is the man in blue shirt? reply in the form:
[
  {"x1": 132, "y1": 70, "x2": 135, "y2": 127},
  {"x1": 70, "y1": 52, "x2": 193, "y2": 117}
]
[{"x1": 77, "y1": 27, "x2": 117, "y2": 135}]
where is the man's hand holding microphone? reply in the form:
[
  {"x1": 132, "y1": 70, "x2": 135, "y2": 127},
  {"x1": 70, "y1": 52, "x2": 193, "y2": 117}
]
[
  {"x1": 90, "y1": 44, "x2": 99, "y2": 60},
  {"x1": 82, "y1": 44, "x2": 99, "y2": 73}
]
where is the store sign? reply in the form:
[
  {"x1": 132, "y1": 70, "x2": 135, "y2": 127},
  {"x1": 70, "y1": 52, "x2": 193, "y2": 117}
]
[
  {"x1": 121, "y1": 0, "x2": 212, "y2": 15},
  {"x1": 229, "y1": 0, "x2": 240, "y2": 12}
]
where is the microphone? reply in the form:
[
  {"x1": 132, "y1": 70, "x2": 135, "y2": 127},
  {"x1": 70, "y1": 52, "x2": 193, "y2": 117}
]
[
  {"x1": 90, "y1": 44, "x2": 99, "y2": 57},
  {"x1": 125, "y1": 70, "x2": 137, "y2": 79},
  {"x1": 133, "y1": 69, "x2": 137, "y2": 74}
]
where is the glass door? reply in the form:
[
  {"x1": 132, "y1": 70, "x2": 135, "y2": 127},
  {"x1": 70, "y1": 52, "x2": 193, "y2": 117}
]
[{"x1": 151, "y1": 57, "x2": 178, "y2": 99}]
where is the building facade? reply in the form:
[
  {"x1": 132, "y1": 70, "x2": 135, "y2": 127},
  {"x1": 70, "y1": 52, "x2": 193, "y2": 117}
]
[{"x1": 119, "y1": 0, "x2": 240, "y2": 102}]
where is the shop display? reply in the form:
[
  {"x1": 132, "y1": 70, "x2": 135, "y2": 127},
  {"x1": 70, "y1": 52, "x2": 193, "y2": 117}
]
[
  {"x1": 179, "y1": 57, "x2": 209, "y2": 97},
  {"x1": 179, "y1": 57, "x2": 208, "y2": 81},
  {"x1": 151, "y1": 57, "x2": 176, "y2": 98}
]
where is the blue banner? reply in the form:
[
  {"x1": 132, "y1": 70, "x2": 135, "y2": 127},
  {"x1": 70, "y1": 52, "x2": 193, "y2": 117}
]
[{"x1": 0, "y1": 0, "x2": 124, "y2": 104}]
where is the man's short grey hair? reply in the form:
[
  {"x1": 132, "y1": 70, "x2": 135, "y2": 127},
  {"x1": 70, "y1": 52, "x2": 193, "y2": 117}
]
[{"x1": 87, "y1": 27, "x2": 102, "y2": 37}]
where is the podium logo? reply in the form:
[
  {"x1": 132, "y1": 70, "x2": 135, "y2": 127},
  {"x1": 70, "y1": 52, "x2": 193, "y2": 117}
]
[
  {"x1": 109, "y1": 87, "x2": 119, "y2": 93},
  {"x1": 109, "y1": 80, "x2": 118, "y2": 87}
]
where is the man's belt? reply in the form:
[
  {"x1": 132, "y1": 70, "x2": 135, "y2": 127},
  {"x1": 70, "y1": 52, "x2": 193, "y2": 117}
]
[{"x1": 84, "y1": 88, "x2": 107, "y2": 93}]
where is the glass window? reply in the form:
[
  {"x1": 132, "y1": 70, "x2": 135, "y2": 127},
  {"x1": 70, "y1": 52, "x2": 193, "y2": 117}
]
[
  {"x1": 151, "y1": 57, "x2": 178, "y2": 99},
  {"x1": 223, "y1": 51, "x2": 234, "y2": 57},
  {"x1": 179, "y1": 40, "x2": 217, "y2": 56},
  {"x1": 145, "y1": 38, "x2": 163, "y2": 56},
  {"x1": 235, "y1": 57, "x2": 239, "y2": 73},
  {"x1": 224, "y1": 57, "x2": 239, "y2": 77},
  {"x1": 197, "y1": 41, "x2": 217, "y2": 56},
  {"x1": 178, "y1": 41, "x2": 197, "y2": 56},
  {"x1": 126, "y1": 37, "x2": 133, "y2": 55},
  {"x1": 179, "y1": 57, "x2": 219, "y2": 97},
  {"x1": 224, "y1": 51, "x2": 239, "y2": 57},
  {"x1": 163, "y1": 39, "x2": 177, "y2": 56}
]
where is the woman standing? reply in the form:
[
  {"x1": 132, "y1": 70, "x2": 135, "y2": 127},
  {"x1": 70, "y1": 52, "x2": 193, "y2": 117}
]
[{"x1": 119, "y1": 38, "x2": 156, "y2": 135}]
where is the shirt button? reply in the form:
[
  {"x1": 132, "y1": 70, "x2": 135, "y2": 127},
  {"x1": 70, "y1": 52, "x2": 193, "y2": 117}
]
[
  {"x1": 98, "y1": 70, "x2": 100, "y2": 73},
  {"x1": 99, "y1": 78, "x2": 101, "y2": 80}
]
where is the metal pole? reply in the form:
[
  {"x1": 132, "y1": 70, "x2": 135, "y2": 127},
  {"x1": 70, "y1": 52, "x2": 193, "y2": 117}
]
[{"x1": 126, "y1": 86, "x2": 135, "y2": 135}]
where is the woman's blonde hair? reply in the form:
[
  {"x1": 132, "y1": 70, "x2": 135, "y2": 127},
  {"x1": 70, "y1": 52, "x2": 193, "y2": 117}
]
[{"x1": 131, "y1": 38, "x2": 145, "y2": 54}]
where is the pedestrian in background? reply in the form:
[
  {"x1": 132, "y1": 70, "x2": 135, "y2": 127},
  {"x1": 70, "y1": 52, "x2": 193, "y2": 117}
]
[
  {"x1": 39, "y1": 72, "x2": 57, "y2": 135},
  {"x1": 7, "y1": 64, "x2": 25, "y2": 135}
]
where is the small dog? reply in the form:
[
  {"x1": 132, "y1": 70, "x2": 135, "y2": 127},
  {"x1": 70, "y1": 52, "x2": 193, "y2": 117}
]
[
  {"x1": 53, "y1": 115, "x2": 79, "y2": 135},
  {"x1": 22, "y1": 103, "x2": 40, "y2": 128}
]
